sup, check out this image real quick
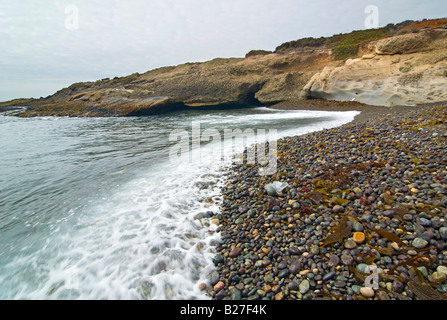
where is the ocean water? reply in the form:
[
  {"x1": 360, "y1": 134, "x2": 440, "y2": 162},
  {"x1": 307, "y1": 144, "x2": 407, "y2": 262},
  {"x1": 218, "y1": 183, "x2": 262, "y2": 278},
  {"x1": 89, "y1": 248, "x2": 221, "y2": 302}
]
[{"x1": 0, "y1": 107, "x2": 359, "y2": 300}]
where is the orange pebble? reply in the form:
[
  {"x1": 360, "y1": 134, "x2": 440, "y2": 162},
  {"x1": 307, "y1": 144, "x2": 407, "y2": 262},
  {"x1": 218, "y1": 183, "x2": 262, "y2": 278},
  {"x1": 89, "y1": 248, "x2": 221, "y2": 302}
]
[
  {"x1": 262, "y1": 247, "x2": 269, "y2": 254},
  {"x1": 353, "y1": 232, "x2": 365, "y2": 244}
]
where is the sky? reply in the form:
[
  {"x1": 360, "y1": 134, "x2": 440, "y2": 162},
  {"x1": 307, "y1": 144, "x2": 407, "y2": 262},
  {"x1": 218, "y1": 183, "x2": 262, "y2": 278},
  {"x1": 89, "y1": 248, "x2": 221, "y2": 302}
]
[{"x1": 0, "y1": 0, "x2": 446, "y2": 101}]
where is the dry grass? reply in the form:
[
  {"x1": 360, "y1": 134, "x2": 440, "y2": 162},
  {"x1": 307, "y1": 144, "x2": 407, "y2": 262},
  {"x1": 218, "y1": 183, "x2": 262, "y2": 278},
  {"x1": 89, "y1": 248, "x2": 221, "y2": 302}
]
[{"x1": 402, "y1": 18, "x2": 447, "y2": 31}]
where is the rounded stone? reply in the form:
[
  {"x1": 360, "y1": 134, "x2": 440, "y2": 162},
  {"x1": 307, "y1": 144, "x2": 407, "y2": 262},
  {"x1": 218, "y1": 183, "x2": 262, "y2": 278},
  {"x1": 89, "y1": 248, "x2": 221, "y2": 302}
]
[
  {"x1": 360, "y1": 286, "x2": 375, "y2": 298},
  {"x1": 341, "y1": 254, "x2": 354, "y2": 266},
  {"x1": 289, "y1": 260, "x2": 301, "y2": 274},
  {"x1": 229, "y1": 247, "x2": 242, "y2": 258},
  {"x1": 356, "y1": 263, "x2": 369, "y2": 274},
  {"x1": 392, "y1": 280, "x2": 404, "y2": 293},
  {"x1": 265, "y1": 186, "x2": 277, "y2": 197},
  {"x1": 322, "y1": 271, "x2": 336, "y2": 281},
  {"x1": 299, "y1": 280, "x2": 310, "y2": 294},
  {"x1": 439, "y1": 227, "x2": 447, "y2": 240},
  {"x1": 214, "y1": 281, "x2": 225, "y2": 293},
  {"x1": 353, "y1": 221, "x2": 364, "y2": 232},
  {"x1": 230, "y1": 287, "x2": 242, "y2": 300},
  {"x1": 431, "y1": 271, "x2": 447, "y2": 283},
  {"x1": 264, "y1": 274, "x2": 274, "y2": 283},
  {"x1": 437, "y1": 265, "x2": 447, "y2": 276},
  {"x1": 278, "y1": 269, "x2": 290, "y2": 279},
  {"x1": 288, "y1": 281, "x2": 299, "y2": 291},
  {"x1": 247, "y1": 209, "x2": 257, "y2": 217},
  {"x1": 353, "y1": 187, "x2": 363, "y2": 194},
  {"x1": 310, "y1": 245, "x2": 320, "y2": 254},
  {"x1": 209, "y1": 271, "x2": 220, "y2": 285},
  {"x1": 274, "y1": 292, "x2": 284, "y2": 300},
  {"x1": 235, "y1": 218, "x2": 244, "y2": 225},
  {"x1": 412, "y1": 237, "x2": 428, "y2": 249},
  {"x1": 344, "y1": 239, "x2": 357, "y2": 249},
  {"x1": 328, "y1": 254, "x2": 340, "y2": 267},
  {"x1": 419, "y1": 217, "x2": 432, "y2": 227},
  {"x1": 334, "y1": 280, "x2": 346, "y2": 288},
  {"x1": 353, "y1": 232, "x2": 366, "y2": 244}
]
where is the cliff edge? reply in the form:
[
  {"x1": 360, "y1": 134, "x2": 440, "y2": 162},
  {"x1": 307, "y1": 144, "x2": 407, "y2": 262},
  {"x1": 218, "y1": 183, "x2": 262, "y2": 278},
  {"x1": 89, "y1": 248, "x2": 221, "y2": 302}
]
[
  {"x1": 305, "y1": 28, "x2": 447, "y2": 106},
  {"x1": 2, "y1": 18, "x2": 446, "y2": 117}
]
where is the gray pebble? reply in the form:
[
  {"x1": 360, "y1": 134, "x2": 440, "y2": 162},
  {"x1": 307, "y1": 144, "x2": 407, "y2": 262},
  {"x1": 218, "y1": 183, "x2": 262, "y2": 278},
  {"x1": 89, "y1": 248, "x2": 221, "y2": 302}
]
[
  {"x1": 344, "y1": 239, "x2": 357, "y2": 249},
  {"x1": 418, "y1": 217, "x2": 432, "y2": 227},
  {"x1": 278, "y1": 269, "x2": 290, "y2": 279},
  {"x1": 412, "y1": 237, "x2": 428, "y2": 249},
  {"x1": 392, "y1": 280, "x2": 404, "y2": 293},
  {"x1": 353, "y1": 221, "x2": 364, "y2": 232},
  {"x1": 289, "y1": 260, "x2": 301, "y2": 274},
  {"x1": 334, "y1": 280, "x2": 346, "y2": 288},
  {"x1": 440, "y1": 227, "x2": 447, "y2": 240},
  {"x1": 356, "y1": 263, "x2": 369, "y2": 274},
  {"x1": 288, "y1": 281, "x2": 299, "y2": 291},
  {"x1": 322, "y1": 271, "x2": 336, "y2": 281},
  {"x1": 209, "y1": 271, "x2": 220, "y2": 285},
  {"x1": 247, "y1": 209, "x2": 257, "y2": 217},
  {"x1": 265, "y1": 186, "x2": 277, "y2": 197},
  {"x1": 230, "y1": 287, "x2": 242, "y2": 300},
  {"x1": 299, "y1": 280, "x2": 310, "y2": 294},
  {"x1": 341, "y1": 254, "x2": 354, "y2": 266}
]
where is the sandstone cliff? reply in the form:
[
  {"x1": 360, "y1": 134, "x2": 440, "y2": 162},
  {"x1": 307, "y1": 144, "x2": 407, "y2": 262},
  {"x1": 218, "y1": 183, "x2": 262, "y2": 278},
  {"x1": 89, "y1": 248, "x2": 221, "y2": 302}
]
[
  {"x1": 305, "y1": 28, "x2": 447, "y2": 106},
  {"x1": 2, "y1": 18, "x2": 446, "y2": 117}
]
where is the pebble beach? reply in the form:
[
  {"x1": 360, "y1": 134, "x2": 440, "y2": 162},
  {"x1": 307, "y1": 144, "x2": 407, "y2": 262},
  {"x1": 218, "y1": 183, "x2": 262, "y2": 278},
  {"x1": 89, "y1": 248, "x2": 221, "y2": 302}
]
[{"x1": 206, "y1": 102, "x2": 447, "y2": 300}]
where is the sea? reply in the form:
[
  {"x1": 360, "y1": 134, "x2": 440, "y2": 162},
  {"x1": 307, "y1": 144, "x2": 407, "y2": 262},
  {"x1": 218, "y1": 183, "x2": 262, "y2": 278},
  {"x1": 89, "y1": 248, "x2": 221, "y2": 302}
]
[{"x1": 0, "y1": 106, "x2": 359, "y2": 299}]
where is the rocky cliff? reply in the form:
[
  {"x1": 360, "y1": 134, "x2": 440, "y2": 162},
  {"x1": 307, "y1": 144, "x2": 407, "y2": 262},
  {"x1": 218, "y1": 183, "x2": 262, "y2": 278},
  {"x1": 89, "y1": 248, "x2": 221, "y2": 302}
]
[
  {"x1": 305, "y1": 28, "x2": 447, "y2": 106},
  {"x1": 3, "y1": 18, "x2": 447, "y2": 117}
]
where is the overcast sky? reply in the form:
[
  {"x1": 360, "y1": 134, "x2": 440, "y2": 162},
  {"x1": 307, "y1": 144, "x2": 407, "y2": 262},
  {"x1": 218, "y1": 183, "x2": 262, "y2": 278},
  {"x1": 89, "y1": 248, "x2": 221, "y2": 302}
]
[{"x1": 0, "y1": 0, "x2": 446, "y2": 101}]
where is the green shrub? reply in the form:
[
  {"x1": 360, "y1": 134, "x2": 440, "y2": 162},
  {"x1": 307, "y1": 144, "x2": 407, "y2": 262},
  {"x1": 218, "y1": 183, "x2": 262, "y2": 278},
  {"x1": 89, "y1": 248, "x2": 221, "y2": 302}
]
[
  {"x1": 330, "y1": 28, "x2": 389, "y2": 60},
  {"x1": 245, "y1": 50, "x2": 273, "y2": 58},
  {"x1": 275, "y1": 36, "x2": 334, "y2": 53}
]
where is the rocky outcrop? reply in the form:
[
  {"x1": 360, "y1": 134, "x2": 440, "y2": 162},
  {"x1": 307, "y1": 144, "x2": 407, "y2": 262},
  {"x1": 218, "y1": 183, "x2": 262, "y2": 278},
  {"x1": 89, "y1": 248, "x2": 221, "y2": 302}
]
[
  {"x1": 304, "y1": 29, "x2": 447, "y2": 106},
  {"x1": 4, "y1": 20, "x2": 447, "y2": 117},
  {"x1": 15, "y1": 50, "x2": 332, "y2": 116}
]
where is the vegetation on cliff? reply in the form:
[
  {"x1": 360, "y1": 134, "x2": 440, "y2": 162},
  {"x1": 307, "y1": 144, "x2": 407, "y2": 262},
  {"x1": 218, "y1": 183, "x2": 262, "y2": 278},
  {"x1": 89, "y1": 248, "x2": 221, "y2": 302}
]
[{"x1": 275, "y1": 19, "x2": 447, "y2": 60}]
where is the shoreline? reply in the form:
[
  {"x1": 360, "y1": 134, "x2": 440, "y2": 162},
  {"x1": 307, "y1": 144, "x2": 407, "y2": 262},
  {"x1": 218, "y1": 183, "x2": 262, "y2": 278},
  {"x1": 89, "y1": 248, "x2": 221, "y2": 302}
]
[
  {"x1": 207, "y1": 102, "x2": 447, "y2": 300},
  {"x1": 268, "y1": 99, "x2": 447, "y2": 124}
]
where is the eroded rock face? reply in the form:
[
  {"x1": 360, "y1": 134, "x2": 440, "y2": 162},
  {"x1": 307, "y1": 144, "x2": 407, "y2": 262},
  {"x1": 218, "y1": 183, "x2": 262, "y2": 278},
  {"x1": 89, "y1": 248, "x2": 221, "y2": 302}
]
[
  {"x1": 16, "y1": 50, "x2": 332, "y2": 116},
  {"x1": 304, "y1": 29, "x2": 447, "y2": 106},
  {"x1": 6, "y1": 26, "x2": 447, "y2": 116},
  {"x1": 373, "y1": 29, "x2": 447, "y2": 55}
]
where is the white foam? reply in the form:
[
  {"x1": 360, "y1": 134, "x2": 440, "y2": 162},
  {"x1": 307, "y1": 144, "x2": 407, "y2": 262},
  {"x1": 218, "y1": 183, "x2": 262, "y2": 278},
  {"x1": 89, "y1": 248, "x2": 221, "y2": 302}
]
[{"x1": 0, "y1": 108, "x2": 360, "y2": 300}]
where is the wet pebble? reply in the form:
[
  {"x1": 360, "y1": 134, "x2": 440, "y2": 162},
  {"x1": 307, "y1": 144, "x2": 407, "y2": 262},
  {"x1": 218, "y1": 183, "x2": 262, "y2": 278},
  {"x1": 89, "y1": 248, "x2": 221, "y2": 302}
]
[
  {"x1": 360, "y1": 287, "x2": 375, "y2": 298},
  {"x1": 412, "y1": 237, "x2": 428, "y2": 249},
  {"x1": 210, "y1": 105, "x2": 447, "y2": 301}
]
